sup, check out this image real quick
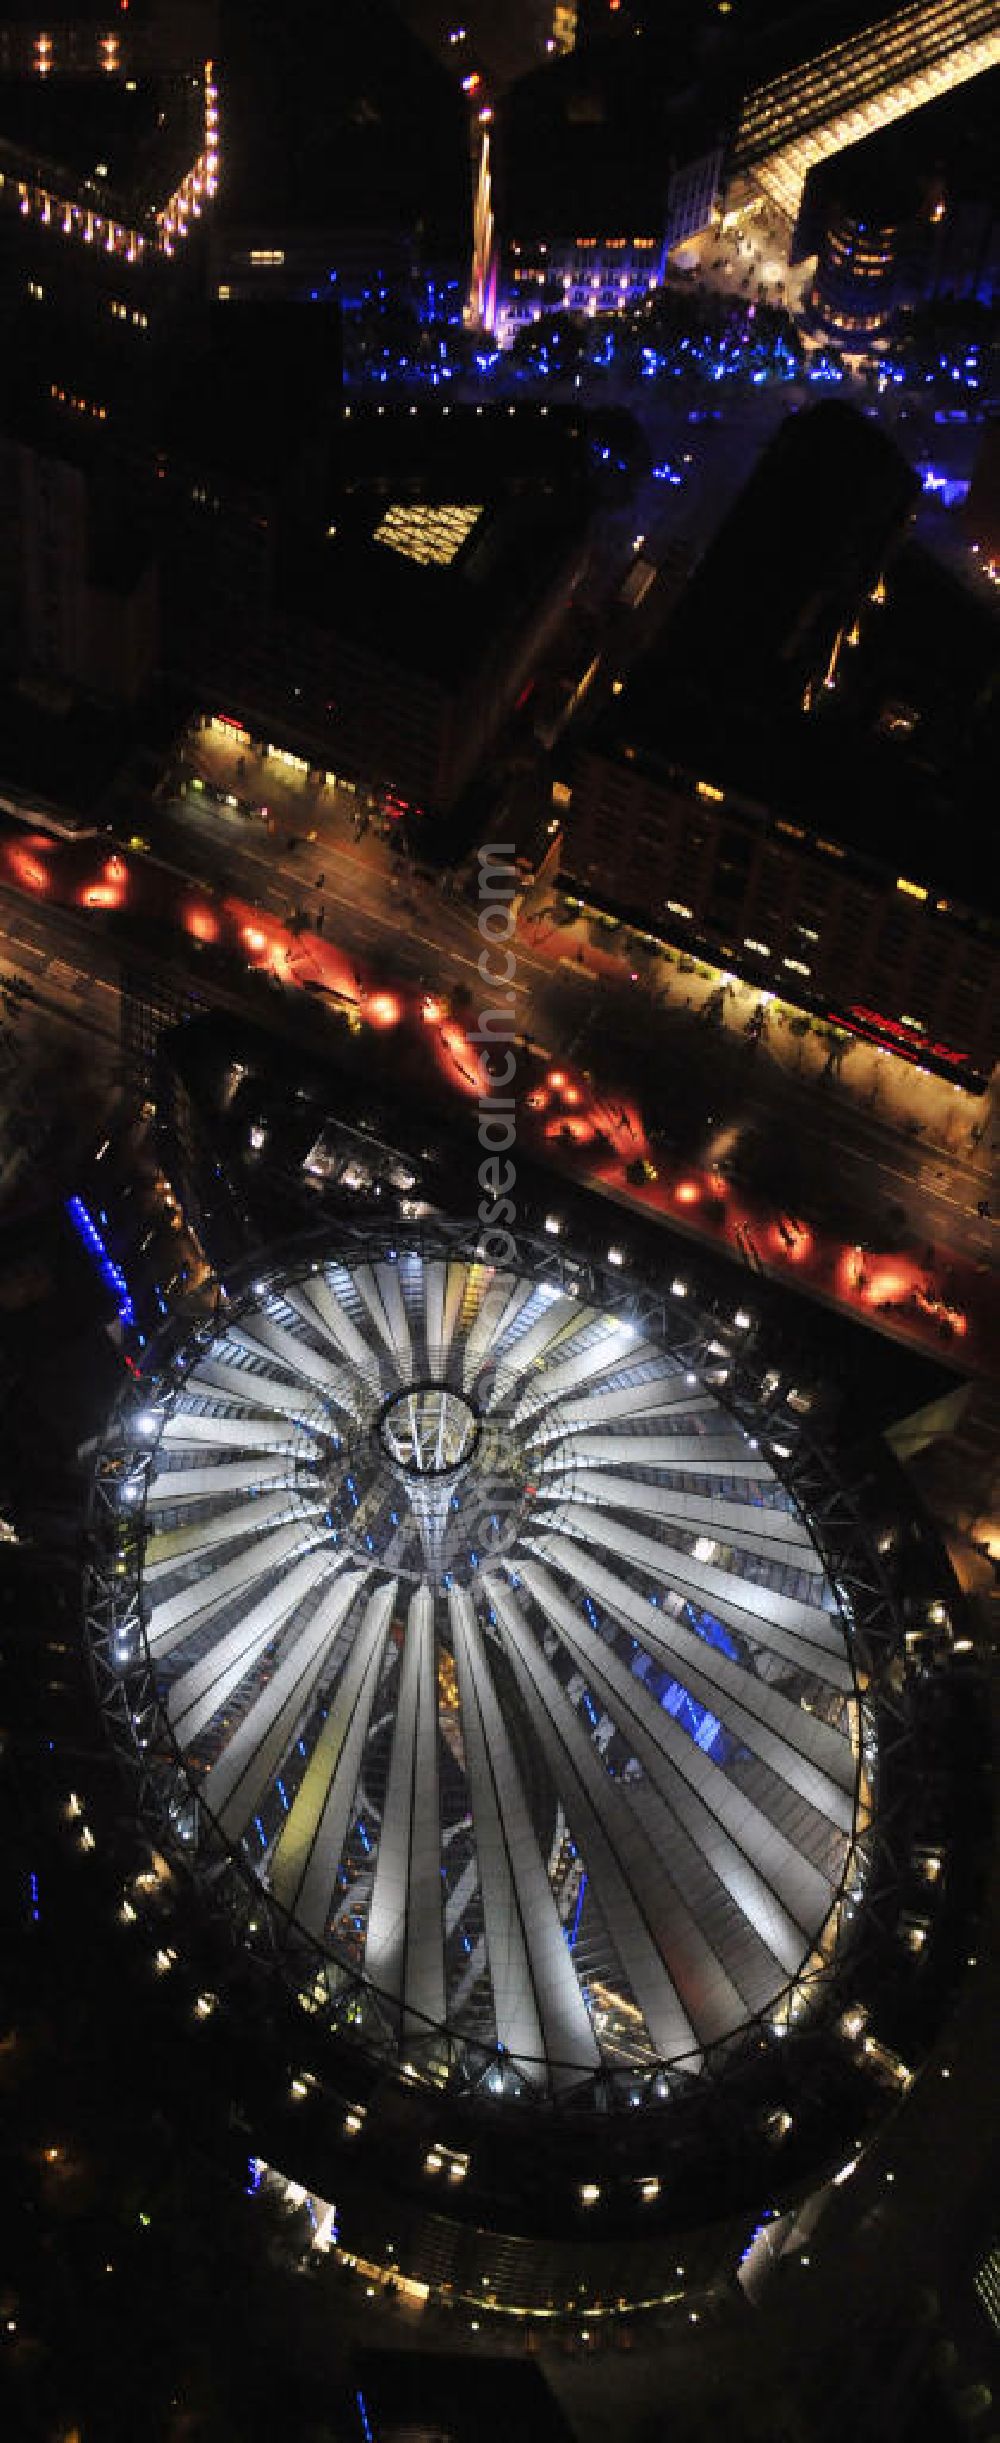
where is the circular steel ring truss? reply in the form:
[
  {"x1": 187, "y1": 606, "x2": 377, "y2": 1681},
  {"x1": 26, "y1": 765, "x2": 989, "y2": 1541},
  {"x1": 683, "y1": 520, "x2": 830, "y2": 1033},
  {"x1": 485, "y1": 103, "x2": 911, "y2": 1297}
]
[{"x1": 85, "y1": 1218, "x2": 917, "y2": 2114}]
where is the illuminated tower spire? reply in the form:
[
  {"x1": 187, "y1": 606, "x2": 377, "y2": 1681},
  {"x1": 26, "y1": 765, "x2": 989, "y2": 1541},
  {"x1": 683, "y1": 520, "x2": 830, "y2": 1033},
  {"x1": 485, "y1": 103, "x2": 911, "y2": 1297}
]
[{"x1": 467, "y1": 121, "x2": 497, "y2": 334}]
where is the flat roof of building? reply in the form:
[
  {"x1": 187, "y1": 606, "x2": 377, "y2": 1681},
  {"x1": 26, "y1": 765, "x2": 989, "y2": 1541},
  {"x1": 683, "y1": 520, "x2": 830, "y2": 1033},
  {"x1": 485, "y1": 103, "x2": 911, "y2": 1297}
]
[{"x1": 312, "y1": 478, "x2": 589, "y2": 690}]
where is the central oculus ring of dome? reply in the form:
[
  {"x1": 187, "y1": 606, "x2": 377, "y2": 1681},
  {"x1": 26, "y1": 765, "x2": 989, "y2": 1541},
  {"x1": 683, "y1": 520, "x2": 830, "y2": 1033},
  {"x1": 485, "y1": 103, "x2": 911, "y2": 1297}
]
[{"x1": 379, "y1": 1383, "x2": 481, "y2": 1478}]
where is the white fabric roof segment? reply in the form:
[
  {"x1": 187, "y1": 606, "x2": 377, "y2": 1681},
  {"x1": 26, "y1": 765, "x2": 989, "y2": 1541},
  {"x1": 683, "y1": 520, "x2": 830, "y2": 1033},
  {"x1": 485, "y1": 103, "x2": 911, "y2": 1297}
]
[
  {"x1": 198, "y1": 1569, "x2": 366, "y2": 1843},
  {"x1": 448, "y1": 1584, "x2": 601, "y2": 2087},
  {"x1": 422, "y1": 1259, "x2": 448, "y2": 1380},
  {"x1": 524, "y1": 1375, "x2": 717, "y2": 1444},
  {"x1": 166, "y1": 1546, "x2": 338, "y2": 1751},
  {"x1": 350, "y1": 1264, "x2": 402, "y2": 1358},
  {"x1": 147, "y1": 1516, "x2": 327, "y2": 1657},
  {"x1": 142, "y1": 1488, "x2": 309, "y2": 1576},
  {"x1": 159, "y1": 1410, "x2": 317, "y2": 1454},
  {"x1": 442, "y1": 1260, "x2": 470, "y2": 1358},
  {"x1": 364, "y1": 1584, "x2": 447, "y2": 2037},
  {"x1": 529, "y1": 1532, "x2": 855, "y2": 1806},
  {"x1": 485, "y1": 1292, "x2": 587, "y2": 1408},
  {"x1": 544, "y1": 1501, "x2": 850, "y2": 1671},
  {"x1": 293, "y1": 1272, "x2": 383, "y2": 1391},
  {"x1": 227, "y1": 1312, "x2": 355, "y2": 1403},
  {"x1": 499, "y1": 1558, "x2": 772, "y2": 2042},
  {"x1": 461, "y1": 1274, "x2": 534, "y2": 1393},
  {"x1": 512, "y1": 1322, "x2": 654, "y2": 1426},
  {"x1": 539, "y1": 1464, "x2": 825, "y2": 1570},
  {"x1": 269, "y1": 1576, "x2": 395, "y2": 1941},
  {"x1": 374, "y1": 1262, "x2": 414, "y2": 1380},
  {"x1": 188, "y1": 1354, "x2": 324, "y2": 1418},
  {"x1": 144, "y1": 1456, "x2": 297, "y2": 1505},
  {"x1": 512, "y1": 1555, "x2": 826, "y2": 1977},
  {"x1": 484, "y1": 1570, "x2": 702, "y2": 2066}
]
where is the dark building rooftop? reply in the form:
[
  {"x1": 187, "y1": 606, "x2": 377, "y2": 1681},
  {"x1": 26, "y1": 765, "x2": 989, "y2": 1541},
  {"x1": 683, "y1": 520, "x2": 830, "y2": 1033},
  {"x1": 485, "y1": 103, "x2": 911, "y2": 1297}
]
[
  {"x1": 157, "y1": 298, "x2": 342, "y2": 489},
  {"x1": 586, "y1": 404, "x2": 1000, "y2": 906},
  {"x1": 0, "y1": 288, "x2": 342, "y2": 492},
  {"x1": 0, "y1": 677, "x2": 181, "y2": 818},
  {"x1": 653, "y1": 400, "x2": 919, "y2": 695},
  {"x1": 301, "y1": 408, "x2": 593, "y2": 686},
  {"x1": 0, "y1": 71, "x2": 204, "y2": 211},
  {"x1": 215, "y1": 0, "x2": 469, "y2": 256},
  {"x1": 497, "y1": 28, "x2": 732, "y2": 243}
]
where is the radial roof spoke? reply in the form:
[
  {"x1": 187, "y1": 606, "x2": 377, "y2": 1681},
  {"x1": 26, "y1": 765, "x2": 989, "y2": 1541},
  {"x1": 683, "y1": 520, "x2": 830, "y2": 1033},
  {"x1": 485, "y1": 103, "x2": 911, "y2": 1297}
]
[
  {"x1": 189, "y1": 1355, "x2": 324, "y2": 1419},
  {"x1": 449, "y1": 1584, "x2": 601, "y2": 2086},
  {"x1": 143, "y1": 1487, "x2": 305, "y2": 1577},
  {"x1": 539, "y1": 1464, "x2": 825, "y2": 1569},
  {"x1": 364, "y1": 1584, "x2": 446, "y2": 2037},
  {"x1": 199, "y1": 1569, "x2": 367, "y2": 1844},
  {"x1": 287, "y1": 1274, "x2": 383, "y2": 1390},
  {"x1": 160, "y1": 1410, "x2": 318, "y2": 1455},
  {"x1": 147, "y1": 1516, "x2": 327, "y2": 1657},
  {"x1": 511, "y1": 1556, "x2": 829, "y2": 1980},
  {"x1": 229, "y1": 1312, "x2": 358, "y2": 1405},
  {"x1": 542, "y1": 1502, "x2": 850, "y2": 1669},
  {"x1": 145, "y1": 1456, "x2": 298, "y2": 1505},
  {"x1": 167, "y1": 1546, "x2": 337, "y2": 1751},
  {"x1": 268, "y1": 1575, "x2": 392, "y2": 1941},
  {"x1": 512, "y1": 1322, "x2": 654, "y2": 1426},
  {"x1": 524, "y1": 1375, "x2": 716, "y2": 1446},
  {"x1": 461, "y1": 1273, "x2": 533, "y2": 1391},
  {"x1": 485, "y1": 1571, "x2": 702, "y2": 2064},
  {"x1": 528, "y1": 1535, "x2": 856, "y2": 1802},
  {"x1": 485, "y1": 1292, "x2": 587, "y2": 1406}
]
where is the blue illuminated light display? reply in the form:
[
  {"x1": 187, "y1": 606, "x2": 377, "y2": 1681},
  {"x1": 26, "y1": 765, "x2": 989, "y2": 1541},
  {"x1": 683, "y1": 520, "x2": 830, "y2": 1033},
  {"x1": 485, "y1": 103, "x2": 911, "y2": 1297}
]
[
  {"x1": 685, "y1": 1604, "x2": 740, "y2": 1662},
  {"x1": 66, "y1": 1195, "x2": 136, "y2": 1327},
  {"x1": 633, "y1": 1643, "x2": 733, "y2": 1761}
]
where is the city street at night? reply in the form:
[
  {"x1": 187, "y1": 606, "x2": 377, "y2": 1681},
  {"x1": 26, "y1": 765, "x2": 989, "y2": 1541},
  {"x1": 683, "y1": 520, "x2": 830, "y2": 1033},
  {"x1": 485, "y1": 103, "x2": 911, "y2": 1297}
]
[{"x1": 1, "y1": 804, "x2": 994, "y2": 1373}]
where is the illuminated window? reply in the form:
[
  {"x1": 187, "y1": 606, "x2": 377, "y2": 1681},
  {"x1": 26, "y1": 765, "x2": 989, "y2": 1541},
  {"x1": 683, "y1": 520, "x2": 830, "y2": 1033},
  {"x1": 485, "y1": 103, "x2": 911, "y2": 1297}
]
[
  {"x1": 896, "y1": 877, "x2": 928, "y2": 900},
  {"x1": 697, "y1": 780, "x2": 724, "y2": 803}
]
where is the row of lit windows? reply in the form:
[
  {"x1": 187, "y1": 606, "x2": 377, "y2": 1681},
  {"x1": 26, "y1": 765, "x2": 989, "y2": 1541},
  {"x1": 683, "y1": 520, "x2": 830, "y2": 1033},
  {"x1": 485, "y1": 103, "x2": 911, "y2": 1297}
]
[{"x1": 50, "y1": 382, "x2": 107, "y2": 422}]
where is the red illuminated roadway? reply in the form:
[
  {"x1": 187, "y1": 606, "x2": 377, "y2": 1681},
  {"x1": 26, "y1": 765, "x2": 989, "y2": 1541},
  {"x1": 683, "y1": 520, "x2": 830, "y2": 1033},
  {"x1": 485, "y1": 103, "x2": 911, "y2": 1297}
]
[{"x1": 1, "y1": 822, "x2": 994, "y2": 1373}]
